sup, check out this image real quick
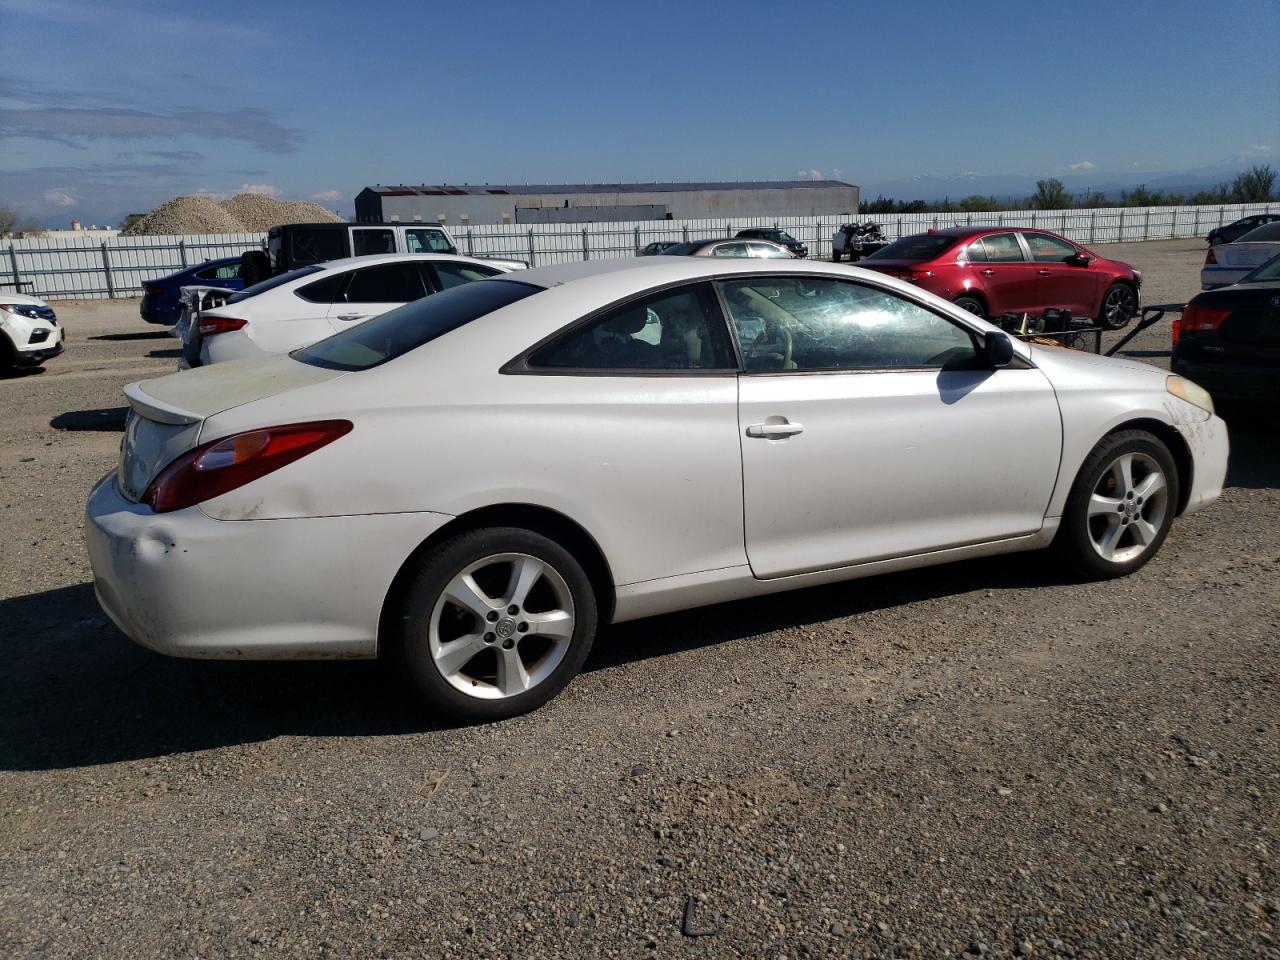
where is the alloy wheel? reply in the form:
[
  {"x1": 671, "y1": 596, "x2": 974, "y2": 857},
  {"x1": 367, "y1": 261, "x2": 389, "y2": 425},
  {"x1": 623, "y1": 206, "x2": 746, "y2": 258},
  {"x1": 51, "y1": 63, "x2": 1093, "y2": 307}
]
[
  {"x1": 428, "y1": 553, "x2": 575, "y2": 700},
  {"x1": 1086, "y1": 452, "x2": 1169, "y2": 564},
  {"x1": 1103, "y1": 285, "x2": 1136, "y2": 327}
]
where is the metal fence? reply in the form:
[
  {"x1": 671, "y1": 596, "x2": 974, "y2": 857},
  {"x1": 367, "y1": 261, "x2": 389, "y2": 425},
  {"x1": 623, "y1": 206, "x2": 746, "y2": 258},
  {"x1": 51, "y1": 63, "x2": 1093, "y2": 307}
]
[{"x1": 7, "y1": 201, "x2": 1279, "y2": 300}]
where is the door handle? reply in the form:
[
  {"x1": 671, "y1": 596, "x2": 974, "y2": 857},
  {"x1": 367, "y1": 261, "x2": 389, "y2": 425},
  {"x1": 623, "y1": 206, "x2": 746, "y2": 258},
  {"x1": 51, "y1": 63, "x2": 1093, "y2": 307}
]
[
  {"x1": 1037, "y1": 268, "x2": 1051, "y2": 276},
  {"x1": 746, "y1": 421, "x2": 804, "y2": 439},
  {"x1": 336, "y1": 313, "x2": 366, "y2": 321},
  {"x1": 980, "y1": 268, "x2": 995, "y2": 276}
]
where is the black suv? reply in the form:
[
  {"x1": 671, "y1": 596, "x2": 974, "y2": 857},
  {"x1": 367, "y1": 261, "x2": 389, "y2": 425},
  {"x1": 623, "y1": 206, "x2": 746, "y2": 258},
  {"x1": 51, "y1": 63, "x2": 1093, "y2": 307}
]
[{"x1": 735, "y1": 228, "x2": 808, "y2": 258}]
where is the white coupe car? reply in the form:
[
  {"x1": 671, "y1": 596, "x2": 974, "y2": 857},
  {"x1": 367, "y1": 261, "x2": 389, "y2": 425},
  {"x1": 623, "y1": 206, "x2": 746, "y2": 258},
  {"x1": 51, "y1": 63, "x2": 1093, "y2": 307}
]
[
  {"x1": 190, "y1": 252, "x2": 524, "y2": 366},
  {"x1": 1201, "y1": 221, "x2": 1280, "y2": 289},
  {"x1": 86, "y1": 257, "x2": 1228, "y2": 721}
]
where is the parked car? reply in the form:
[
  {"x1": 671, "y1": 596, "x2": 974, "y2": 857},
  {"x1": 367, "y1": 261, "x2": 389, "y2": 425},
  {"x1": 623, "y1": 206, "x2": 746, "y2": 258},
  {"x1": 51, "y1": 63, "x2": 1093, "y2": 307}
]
[
  {"x1": 831, "y1": 221, "x2": 889, "y2": 262},
  {"x1": 735, "y1": 228, "x2": 808, "y2": 258},
  {"x1": 140, "y1": 257, "x2": 244, "y2": 325},
  {"x1": 639, "y1": 241, "x2": 680, "y2": 256},
  {"x1": 1200, "y1": 221, "x2": 1280, "y2": 289},
  {"x1": 1206, "y1": 213, "x2": 1280, "y2": 246},
  {"x1": 87, "y1": 257, "x2": 1227, "y2": 721},
  {"x1": 1174, "y1": 251, "x2": 1280, "y2": 404},
  {"x1": 0, "y1": 292, "x2": 64, "y2": 372},
  {"x1": 190, "y1": 253, "x2": 524, "y2": 366},
  {"x1": 658, "y1": 239, "x2": 794, "y2": 258},
  {"x1": 858, "y1": 227, "x2": 1143, "y2": 329}
]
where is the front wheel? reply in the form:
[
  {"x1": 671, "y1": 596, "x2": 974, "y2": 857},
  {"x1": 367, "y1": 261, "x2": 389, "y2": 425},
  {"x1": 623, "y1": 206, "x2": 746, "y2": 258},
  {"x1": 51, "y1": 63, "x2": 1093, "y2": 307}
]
[
  {"x1": 1055, "y1": 430, "x2": 1179, "y2": 580},
  {"x1": 1099, "y1": 282, "x2": 1138, "y2": 330},
  {"x1": 392, "y1": 527, "x2": 598, "y2": 722}
]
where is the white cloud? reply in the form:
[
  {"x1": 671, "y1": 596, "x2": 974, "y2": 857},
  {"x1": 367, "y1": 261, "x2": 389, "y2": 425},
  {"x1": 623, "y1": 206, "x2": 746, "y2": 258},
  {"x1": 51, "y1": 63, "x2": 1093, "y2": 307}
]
[
  {"x1": 1236, "y1": 144, "x2": 1273, "y2": 161},
  {"x1": 191, "y1": 187, "x2": 225, "y2": 200},
  {"x1": 796, "y1": 169, "x2": 824, "y2": 180},
  {"x1": 237, "y1": 182, "x2": 281, "y2": 197},
  {"x1": 1067, "y1": 160, "x2": 1097, "y2": 172},
  {"x1": 311, "y1": 189, "x2": 343, "y2": 203},
  {"x1": 43, "y1": 188, "x2": 76, "y2": 207}
]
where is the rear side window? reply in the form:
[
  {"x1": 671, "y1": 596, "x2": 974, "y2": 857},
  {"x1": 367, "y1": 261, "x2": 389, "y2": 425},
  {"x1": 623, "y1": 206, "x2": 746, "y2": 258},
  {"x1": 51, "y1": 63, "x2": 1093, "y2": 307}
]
[
  {"x1": 979, "y1": 233, "x2": 1026, "y2": 262},
  {"x1": 345, "y1": 262, "x2": 428, "y2": 303},
  {"x1": 294, "y1": 280, "x2": 541, "y2": 371},
  {"x1": 865, "y1": 234, "x2": 958, "y2": 261},
  {"x1": 352, "y1": 229, "x2": 396, "y2": 256},
  {"x1": 431, "y1": 262, "x2": 499, "y2": 290},
  {"x1": 527, "y1": 283, "x2": 735, "y2": 371},
  {"x1": 712, "y1": 243, "x2": 750, "y2": 258},
  {"x1": 296, "y1": 272, "x2": 349, "y2": 304},
  {"x1": 962, "y1": 242, "x2": 987, "y2": 262},
  {"x1": 290, "y1": 229, "x2": 345, "y2": 265},
  {"x1": 195, "y1": 262, "x2": 240, "y2": 281}
]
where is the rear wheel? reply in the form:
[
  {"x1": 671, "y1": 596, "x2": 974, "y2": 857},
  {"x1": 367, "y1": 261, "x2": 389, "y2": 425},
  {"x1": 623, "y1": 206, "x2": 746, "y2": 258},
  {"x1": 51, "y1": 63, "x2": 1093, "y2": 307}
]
[
  {"x1": 1099, "y1": 282, "x2": 1137, "y2": 330},
  {"x1": 831, "y1": 248, "x2": 841, "y2": 262},
  {"x1": 392, "y1": 527, "x2": 598, "y2": 722},
  {"x1": 1055, "y1": 430, "x2": 1179, "y2": 579},
  {"x1": 954, "y1": 295, "x2": 986, "y2": 318}
]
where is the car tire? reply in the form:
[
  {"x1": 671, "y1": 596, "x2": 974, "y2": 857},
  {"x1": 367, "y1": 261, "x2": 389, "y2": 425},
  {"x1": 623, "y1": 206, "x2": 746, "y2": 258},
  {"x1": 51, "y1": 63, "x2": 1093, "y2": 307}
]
[
  {"x1": 953, "y1": 295, "x2": 987, "y2": 318},
  {"x1": 1099, "y1": 282, "x2": 1138, "y2": 330},
  {"x1": 831, "y1": 249, "x2": 841, "y2": 262},
  {"x1": 239, "y1": 250, "x2": 271, "y2": 287},
  {"x1": 391, "y1": 526, "x2": 598, "y2": 722},
  {"x1": 0, "y1": 333, "x2": 14, "y2": 374},
  {"x1": 1054, "y1": 430, "x2": 1179, "y2": 580}
]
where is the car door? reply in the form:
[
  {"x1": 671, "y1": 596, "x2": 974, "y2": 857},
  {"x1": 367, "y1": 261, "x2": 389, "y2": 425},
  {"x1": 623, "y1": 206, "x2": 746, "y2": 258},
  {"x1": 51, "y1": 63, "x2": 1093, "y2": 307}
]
[
  {"x1": 1023, "y1": 231, "x2": 1098, "y2": 316},
  {"x1": 327, "y1": 261, "x2": 430, "y2": 332},
  {"x1": 244, "y1": 270, "x2": 349, "y2": 355},
  {"x1": 975, "y1": 232, "x2": 1042, "y2": 315},
  {"x1": 723, "y1": 275, "x2": 1062, "y2": 579}
]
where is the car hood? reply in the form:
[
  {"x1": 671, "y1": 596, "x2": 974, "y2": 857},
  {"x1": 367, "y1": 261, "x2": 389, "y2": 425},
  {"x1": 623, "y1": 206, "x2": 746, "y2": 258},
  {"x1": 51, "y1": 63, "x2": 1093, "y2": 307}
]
[
  {"x1": 0, "y1": 292, "x2": 50, "y2": 307},
  {"x1": 1028, "y1": 341, "x2": 1164, "y2": 381}
]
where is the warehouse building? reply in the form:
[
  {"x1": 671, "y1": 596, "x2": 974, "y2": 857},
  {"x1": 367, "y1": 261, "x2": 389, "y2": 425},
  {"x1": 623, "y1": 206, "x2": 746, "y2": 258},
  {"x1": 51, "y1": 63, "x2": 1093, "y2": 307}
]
[{"x1": 354, "y1": 180, "x2": 859, "y2": 225}]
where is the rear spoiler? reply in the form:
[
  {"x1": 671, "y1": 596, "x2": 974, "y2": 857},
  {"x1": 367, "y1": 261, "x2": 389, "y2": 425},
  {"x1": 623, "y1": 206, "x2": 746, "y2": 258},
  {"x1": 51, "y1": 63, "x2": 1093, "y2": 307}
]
[{"x1": 123, "y1": 382, "x2": 201, "y2": 426}]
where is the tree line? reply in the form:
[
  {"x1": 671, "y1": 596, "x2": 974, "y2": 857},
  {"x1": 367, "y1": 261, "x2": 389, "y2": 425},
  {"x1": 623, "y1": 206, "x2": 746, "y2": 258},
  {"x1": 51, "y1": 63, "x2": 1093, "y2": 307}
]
[{"x1": 859, "y1": 164, "x2": 1278, "y2": 215}]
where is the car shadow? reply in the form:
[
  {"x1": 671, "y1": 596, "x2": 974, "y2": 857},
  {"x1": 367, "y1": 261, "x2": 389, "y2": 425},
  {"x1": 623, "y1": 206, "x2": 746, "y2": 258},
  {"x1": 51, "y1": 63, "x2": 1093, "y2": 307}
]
[
  {"x1": 89, "y1": 331, "x2": 170, "y2": 342},
  {"x1": 147, "y1": 347, "x2": 182, "y2": 359},
  {"x1": 0, "y1": 366, "x2": 47, "y2": 380},
  {"x1": 50, "y1": 406, "x2": 129, "y2": 431}
]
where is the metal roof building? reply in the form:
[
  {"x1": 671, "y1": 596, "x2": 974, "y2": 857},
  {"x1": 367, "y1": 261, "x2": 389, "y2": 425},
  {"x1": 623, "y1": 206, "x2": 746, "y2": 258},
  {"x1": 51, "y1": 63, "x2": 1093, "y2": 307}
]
[{"x1": 355, "y1": 180, "x2": 859, "y2": 226}]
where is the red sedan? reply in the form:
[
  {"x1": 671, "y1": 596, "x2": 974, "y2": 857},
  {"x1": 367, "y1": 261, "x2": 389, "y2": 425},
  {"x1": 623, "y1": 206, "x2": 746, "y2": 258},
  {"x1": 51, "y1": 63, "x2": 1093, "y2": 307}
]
[{"x1": 856, "y1": 227, "x2": 1142, "y2": 329}]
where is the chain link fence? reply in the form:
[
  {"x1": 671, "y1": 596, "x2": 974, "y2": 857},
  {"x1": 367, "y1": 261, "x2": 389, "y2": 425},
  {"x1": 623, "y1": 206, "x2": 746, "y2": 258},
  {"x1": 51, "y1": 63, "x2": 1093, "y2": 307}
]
[{"x1": 6, "y1": 202, "x2": 1278, "y2": 300}]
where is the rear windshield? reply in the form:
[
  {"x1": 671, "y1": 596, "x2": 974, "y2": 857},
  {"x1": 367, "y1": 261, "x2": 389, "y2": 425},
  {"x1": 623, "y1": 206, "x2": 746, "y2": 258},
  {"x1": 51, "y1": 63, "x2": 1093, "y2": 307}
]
[
  {"x1": 864, "y1": 234, "x2": 959, "y2": 261},
  {"x1": 227, "y1": 265, "x2": 323, "y2": 304},
  {"x1": 658, "y1": 242, "x2": 703, "y2": 256},
  {"x1": 293, "y1": 279, "x2": 542, "y2": 371},
  {"x1": 1238, "y1": 222, "x2": 1280, "y2": 243},
  {"x1": 1241, "y1": 251, "x2": 1280, "y2": 282}
]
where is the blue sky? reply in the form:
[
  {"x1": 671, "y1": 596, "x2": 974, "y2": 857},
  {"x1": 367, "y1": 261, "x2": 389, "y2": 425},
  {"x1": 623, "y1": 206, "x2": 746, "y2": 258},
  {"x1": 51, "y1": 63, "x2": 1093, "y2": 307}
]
[{"x1": 1, "y1": 0, "x2": 1277, "y2": 226}]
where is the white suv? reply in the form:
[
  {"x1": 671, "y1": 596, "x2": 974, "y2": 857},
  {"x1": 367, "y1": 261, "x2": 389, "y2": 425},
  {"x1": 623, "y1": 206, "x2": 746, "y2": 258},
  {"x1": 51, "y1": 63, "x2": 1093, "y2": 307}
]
[
  {"x1": 190, "y1": 253, "x2": 524, "y2": 366},
  {"x1": 1, "y1": 293, "x2": 64, "y2": 372}
]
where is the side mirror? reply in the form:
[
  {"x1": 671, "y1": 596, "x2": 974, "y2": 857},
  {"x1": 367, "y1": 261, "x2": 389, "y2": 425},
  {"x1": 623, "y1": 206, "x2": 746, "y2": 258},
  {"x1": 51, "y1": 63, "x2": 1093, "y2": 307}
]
[
  {"x1": 983, "y1": 331, "x2": 1015, "y2": 368},
  {"x1": 1067, "y1": 252, "x2": 1092, "y2": 266}
]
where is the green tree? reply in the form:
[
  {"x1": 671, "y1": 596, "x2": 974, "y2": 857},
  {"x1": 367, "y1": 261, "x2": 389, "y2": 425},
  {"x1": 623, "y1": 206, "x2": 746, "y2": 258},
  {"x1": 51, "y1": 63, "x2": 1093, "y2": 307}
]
[
  {"x1": 119, "y1": 213, "x2": 146, "y2": 232},
  {"x1": 1191, "y1": 184, "x2": 1230, "y2": 205},
  {"x1": 1031, "y1": 178, "x2": 1071, "y2": 210},
  {"x1": 1230, "y1": 164, "x2": 1277, "y2": 203},
  {"x1": 958, "y1": 194, "x2": 1000, "y2": 212},
  {"x1": 0, "y1": 205, "x2": 43, "y2": 238},
  {"x1": 1078, "y1": 191, "x2": 1108, "y2": 208}
]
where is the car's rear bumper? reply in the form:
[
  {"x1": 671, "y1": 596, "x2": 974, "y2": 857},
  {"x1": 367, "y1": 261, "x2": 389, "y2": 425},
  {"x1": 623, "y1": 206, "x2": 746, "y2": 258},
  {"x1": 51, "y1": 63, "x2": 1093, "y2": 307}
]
[
  {"x1": 84, "y1": 472, "x2": 453, "y2": 659},
  {"x1": 1172, "y1": 357, "x2": 1280, "y2": 404}
]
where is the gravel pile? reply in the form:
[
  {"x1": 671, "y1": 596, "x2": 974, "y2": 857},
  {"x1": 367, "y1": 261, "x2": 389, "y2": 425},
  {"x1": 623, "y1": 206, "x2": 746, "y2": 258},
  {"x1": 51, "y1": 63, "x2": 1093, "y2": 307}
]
[
  {"x1": 122, "y1": 193, "x2": 343, "y2": 236},
  {"x1": 120, "y1": 196, "x2": 242, "y2": 236},
  {"x1": 218, "y1": 194, "x2": 343, "y2": 233}
]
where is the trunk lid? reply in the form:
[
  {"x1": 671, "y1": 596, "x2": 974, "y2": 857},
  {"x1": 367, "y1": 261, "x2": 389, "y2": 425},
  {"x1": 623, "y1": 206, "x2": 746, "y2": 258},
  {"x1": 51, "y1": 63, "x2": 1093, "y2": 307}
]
[
  {"x1": 1215, "y1": 242, "x2": 1280, "y2": 270},
  {"x1": 116, "y1": 356, "x2": 345, "y2": 502}
]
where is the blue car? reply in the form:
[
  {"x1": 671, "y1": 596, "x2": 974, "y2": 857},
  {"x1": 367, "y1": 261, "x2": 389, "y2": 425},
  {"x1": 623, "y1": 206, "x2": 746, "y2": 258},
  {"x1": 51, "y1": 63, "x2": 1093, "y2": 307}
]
[{"x1": 140, "y1": 256, "x2": 245, "y2": 325}]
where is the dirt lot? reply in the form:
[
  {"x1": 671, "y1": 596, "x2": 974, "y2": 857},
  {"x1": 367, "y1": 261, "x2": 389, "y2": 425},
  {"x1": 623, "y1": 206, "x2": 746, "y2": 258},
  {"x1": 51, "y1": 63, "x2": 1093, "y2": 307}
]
[{"x1": 1, "y1": 240, "x2": 1277, "y2": 959}]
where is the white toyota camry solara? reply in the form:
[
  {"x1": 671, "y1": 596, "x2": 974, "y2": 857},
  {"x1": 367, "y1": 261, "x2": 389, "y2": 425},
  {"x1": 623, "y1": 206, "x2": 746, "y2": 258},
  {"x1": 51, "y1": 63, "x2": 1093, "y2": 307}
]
[{"x1": 86, "y1": 257, "x2": 1229, "y2": 721}]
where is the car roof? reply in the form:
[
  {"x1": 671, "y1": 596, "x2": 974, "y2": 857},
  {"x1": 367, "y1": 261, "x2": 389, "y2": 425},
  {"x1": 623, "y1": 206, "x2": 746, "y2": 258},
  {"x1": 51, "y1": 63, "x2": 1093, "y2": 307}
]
[
  {"x1": 512, "y1": 254, "x2": 873, "y2": 290},
  {"x1": 309, "y1": 252, "x2": 505, "y2": 273}
]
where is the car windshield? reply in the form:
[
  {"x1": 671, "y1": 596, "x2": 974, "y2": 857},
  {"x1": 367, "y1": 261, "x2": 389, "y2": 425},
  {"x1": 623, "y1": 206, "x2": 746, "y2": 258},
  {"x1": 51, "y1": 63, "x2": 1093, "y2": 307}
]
[
  {"x1": 1237, "y1": 222, "x2": 1280, "y2": 243},
  {"x1": 864, "y1": 234, "x2": 958, "y2": 261},
  {"x1": 658, "y1": 242, "x2": 704, "y2": 256},
  {"x1": 1241, "y1": 251, "x2": 1280, "y2": 283},
  {"x1": 776, "y1": 232, "x2": 797, "y2": 243},
  {"x1": 227, "y1": 265, "x2": 323, "y2": 303},
  {"x1": 293, "y1": 279, "x2": 542, "y2": 371}
]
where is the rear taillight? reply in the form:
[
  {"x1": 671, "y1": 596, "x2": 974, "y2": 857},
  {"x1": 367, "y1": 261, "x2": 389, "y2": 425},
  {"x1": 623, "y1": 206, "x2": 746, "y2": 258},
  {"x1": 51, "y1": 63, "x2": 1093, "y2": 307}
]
[
  {"x1": 1175, "y1": 303, "x2": 1230, "y2": 348},
  {"x1": 1204, "y1": 247, "x2": 1217, "y2": 265},
  {"x1": 143, "y1": 285, "x2": 162, "y2": 297},
  {"x1": 198, "y1": 315, "x2": 248, "y2": 337},
  {"x1": 906, "y1": 270, "x2": 934, "y2": 282},
  {"x1": 143, "y1": 420, "x2": 353, "y2": 513}
]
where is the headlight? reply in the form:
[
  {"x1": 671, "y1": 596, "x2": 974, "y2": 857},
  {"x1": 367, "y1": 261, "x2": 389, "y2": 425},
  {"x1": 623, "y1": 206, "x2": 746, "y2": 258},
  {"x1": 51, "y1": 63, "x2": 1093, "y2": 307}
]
[
  {"x1": 0, "y1": 303, "x2": 41, "y2": 320},
  {"x1": 1167, "y1": 375, "x2": 1214, "y2": 414}
]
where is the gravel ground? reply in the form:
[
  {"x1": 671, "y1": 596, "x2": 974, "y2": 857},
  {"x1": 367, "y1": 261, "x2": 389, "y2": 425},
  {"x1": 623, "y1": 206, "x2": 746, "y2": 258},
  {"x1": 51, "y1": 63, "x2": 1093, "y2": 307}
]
[{"x1": 1, "y1": 240, "x2": 1276, "y2": 960}]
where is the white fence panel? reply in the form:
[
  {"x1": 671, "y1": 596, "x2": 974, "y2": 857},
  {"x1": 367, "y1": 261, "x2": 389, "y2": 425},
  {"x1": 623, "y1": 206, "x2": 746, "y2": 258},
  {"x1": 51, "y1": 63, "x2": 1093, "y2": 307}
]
[{"x1": 6, "y1": 202, "x2": 1278, "y2": 300}]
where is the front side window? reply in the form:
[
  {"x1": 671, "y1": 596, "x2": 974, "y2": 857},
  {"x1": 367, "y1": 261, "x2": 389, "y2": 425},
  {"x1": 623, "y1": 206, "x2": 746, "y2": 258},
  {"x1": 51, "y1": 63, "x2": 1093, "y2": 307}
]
[
  {"x1": 295, "y1": 279, "x2": 541, "y2": 371},
  {"x1": 345, "y1": 262, "x2": 428, "y2": 303},
  {"x1": 776, "y1": 231, "x2": 797, "y2": 244},
  {"x1": 1024, "y1": 233, "x2": 1078, "y2": 262},
  {"x1": 719, "y1": 277, "x2": 977, "y2": 372},
  {"x1": 352, "y1": 228, "x2": 396, "y2": 256},
  {"x1": 431, "y1": 262, "x2": 499, "y2": 290},
  {"x1": 979, "y1": 233, "x2": 1026, "y2": 262},
  {"x1": 196, "y1": 262, "x2": 241, "y2": 281},
  {"x1": 528, "y1": 283, "x2": 735, "y2": 371},
  {"x1": 749, "y1": 242, "x2": 790, "y2": 258},
  {"x1": 406, "y1": 228, "x2": 457, "y2": 254}
]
